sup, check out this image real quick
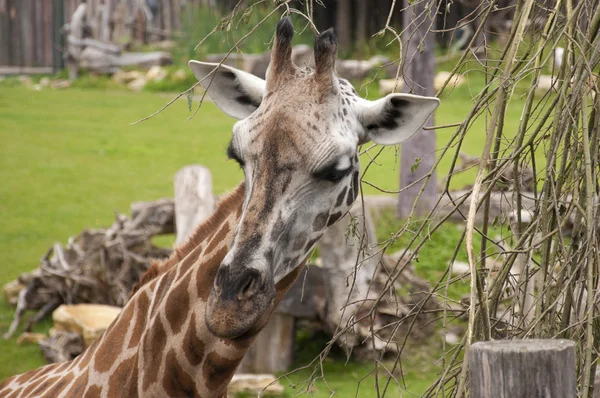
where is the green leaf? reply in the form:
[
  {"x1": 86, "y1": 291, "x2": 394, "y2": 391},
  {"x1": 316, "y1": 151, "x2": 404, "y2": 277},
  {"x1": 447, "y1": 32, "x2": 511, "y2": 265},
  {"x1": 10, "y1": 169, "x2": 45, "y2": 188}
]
[{"x1": 410, "y1": 157, "x2": 422, "y2": 173}]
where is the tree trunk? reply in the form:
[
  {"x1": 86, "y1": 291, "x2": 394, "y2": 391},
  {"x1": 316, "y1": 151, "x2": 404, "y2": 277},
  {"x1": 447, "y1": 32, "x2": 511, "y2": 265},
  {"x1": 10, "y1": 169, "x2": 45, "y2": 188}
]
[
  {"x1": 335, "y1": 0, "x2": 351, "y2": 52},
  {"x1": 470, "y1": 340, "x2": 576, "y2": 397},
  {"x1": 355, "y1": 0, "x2": 368, "y2": 48},
  {"x1": 397, "y1": 0, "x2": 437, "y2": 218}
]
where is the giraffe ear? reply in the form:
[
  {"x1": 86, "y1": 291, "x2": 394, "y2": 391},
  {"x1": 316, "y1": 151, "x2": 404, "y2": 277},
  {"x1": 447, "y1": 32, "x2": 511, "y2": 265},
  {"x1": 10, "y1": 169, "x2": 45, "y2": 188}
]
[
  {"x1": 188, "y1": 61, "x2": 266, "y2": 120},
  {"x1": 357, "y1": 93, "x2": 440, "y2": 145}
]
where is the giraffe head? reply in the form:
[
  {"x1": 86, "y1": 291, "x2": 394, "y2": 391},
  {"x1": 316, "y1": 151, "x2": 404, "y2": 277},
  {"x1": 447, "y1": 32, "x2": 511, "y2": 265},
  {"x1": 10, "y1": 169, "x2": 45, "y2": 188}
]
[{"x1": 189, "y1": 18, "x2": 439, "y2": 338}]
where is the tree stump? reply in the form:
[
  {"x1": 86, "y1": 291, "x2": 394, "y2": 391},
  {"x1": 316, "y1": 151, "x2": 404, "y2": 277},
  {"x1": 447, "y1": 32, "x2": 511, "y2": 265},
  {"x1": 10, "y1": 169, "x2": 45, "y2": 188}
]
[
  {"x1": 174, "y1": 165, "x2": 215, "y2": 245},
  {"x1": 469, "y1": 339, "x2": 576, "y2": 397},
  {"x1": 237, "y1": 314, "x2": 295, "y2": 374}
]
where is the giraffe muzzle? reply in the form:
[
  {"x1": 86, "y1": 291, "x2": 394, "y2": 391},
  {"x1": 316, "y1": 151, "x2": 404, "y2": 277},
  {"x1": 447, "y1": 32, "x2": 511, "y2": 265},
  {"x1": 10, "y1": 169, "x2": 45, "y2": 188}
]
[{"x1": 205, "y1": 265, "x2": 276, "y2": 339}]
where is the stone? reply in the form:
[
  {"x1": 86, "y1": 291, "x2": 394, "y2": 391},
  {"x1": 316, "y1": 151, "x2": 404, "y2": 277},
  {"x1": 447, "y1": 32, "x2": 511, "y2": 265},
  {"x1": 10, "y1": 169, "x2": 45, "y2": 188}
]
[
  {"x1": 444, "y1": 332, "x2": 461, "y2": 345},
  {"x1": 39, "y1": 77, "x2": 51, "y2": 87},
  {"x1": 16, "y1": 332, "x2": 47, "y2": 345},
  {"x1": 52, "y1": 304, "x2": 121, "y2": 347},
  {"x1": 434, "y1": 71, "x2": 466, "y2": 92},
  {"x1": 146, "y1": 65, "x2": 168, "y2": 82},
  {"x1": 337, "y1": 55, "x2": 389, "y2": 81},
  {"x1": 451, "y1": 260, "x2": 470, "y2": 276},
  {"x1": 112, "y1": 69, "x2": 143, "y2": 85},
  {"x1": 228, "y1": 374, "x2": 284, "y2": 396},
  {"x1": 18, "y1": 75, "x2": 33, "y2": 87},
  {"x1": 379, "y1": 78, "x2": 404, "y2": 95},
  {"x1": 153, "y1": 40, "x2": 177, "y2": 50},
  {"x1": 51, "y1": 80, "x2": 72, "y2": 89},
  {"x1": 128, "y1": 77, "x2": 148, "y2": 92},
  {"x1": 535, "y1": 75, "x2": 558, "y2": 95},
  {"x1": 3, "y1": 280, "x2": 25, "y2": 306}
]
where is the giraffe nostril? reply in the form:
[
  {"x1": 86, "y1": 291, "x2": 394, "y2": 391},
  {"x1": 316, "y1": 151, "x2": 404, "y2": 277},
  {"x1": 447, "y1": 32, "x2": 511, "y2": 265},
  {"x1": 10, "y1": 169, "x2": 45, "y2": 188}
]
[
  {"x1": 237, "y1": 270, "x2": 261, "y2": 300},
  {"x1": 241, "y1": 277, "x2": 255, "y2": 295}
]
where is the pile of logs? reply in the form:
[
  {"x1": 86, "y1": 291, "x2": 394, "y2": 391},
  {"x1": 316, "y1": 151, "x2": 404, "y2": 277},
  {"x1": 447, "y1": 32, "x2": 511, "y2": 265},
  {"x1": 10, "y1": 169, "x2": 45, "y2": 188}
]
[
  {"x1": 3, "y1": 198, "x2": 174, "y2": 339},
  {"x1": 65, "y1": 3, "x2": 172, "y2": 80}
]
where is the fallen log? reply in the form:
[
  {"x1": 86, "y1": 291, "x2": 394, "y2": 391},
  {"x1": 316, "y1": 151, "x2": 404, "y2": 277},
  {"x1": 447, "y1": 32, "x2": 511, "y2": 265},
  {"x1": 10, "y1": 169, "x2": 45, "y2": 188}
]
[{"x1": 3, "y1": 198, "x2": 174, "y2": 339}]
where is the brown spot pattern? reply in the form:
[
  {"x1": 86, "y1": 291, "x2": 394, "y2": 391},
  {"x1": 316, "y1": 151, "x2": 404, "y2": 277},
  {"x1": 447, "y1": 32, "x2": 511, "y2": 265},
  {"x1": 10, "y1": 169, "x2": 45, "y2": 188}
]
[
  {"x1": 165, "y1": 272, "x2": 191, "y2": 334},
  {"x1": 5, "y1": 387, "x2": 22, "y2": 398},
  {"x1": 66, "y1": 370, "x2": 89, "y2": 396},
  {"x1": 142, "y1": 315, "x2": 167, "y2": 391},
  {"x1": 196, "y1": 246, "x2": 228, "y2": 301},
  {"x1": 128, "y1": 291, "x2": 150, "y2": 349},
  {"x1": 202, "y1": 351, "x2": 240, "y2": 392},
  {"x1": 46, "y1": 375, "x2": 71, "y2": 397},
  {"x1": 21, "y1": 375, "x2": 49, "y2": 397},
  {"x1": 107, "y1": 354, "x2": 138, "y2": 398},
  {"x1": 313, "y1": 211, "x2": 329, "y2": 231},
  {"x1": 150, "y1": 271, "x2": 175, "y2": 315},
  {"x1": 183, "y1": 315, "x2": 205, "y2": 366},
  {"x1": 83, "y1": 384, "x2": 102, "y2": 398},
  {"x1": 14, "y1": 368, "x2": 42, "y2": 385},
  {"x1": 335, "y1": 187, "x2": 347, "y2": 207},
  {"x1": 29, "y1": 376, "x2": 59, "y2": 397},
  {"x1": 93, "y1": 301, "x2": 135, "y2": 374},
  {"x1": 205, "y1": 221, "x2": 230, "y2": 254},
  {"x1": 327, "y1": 211, "x2": 343, "y2": 226},
  {"x1": 162, "y1": 350, "x2": 198, "y2": 397},
  {"x1": 304, "y1": 237, "x2": 320, "y2": 252}
]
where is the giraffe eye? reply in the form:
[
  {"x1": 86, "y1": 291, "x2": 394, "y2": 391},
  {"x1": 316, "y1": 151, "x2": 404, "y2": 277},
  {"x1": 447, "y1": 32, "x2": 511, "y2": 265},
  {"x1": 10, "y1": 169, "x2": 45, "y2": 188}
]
[
  {"x1": 313, "y1": 163, "x2": 352, "y2": 183},
  {"x1": 226, "y1": 141, "x2": 245, "y2": 167}
]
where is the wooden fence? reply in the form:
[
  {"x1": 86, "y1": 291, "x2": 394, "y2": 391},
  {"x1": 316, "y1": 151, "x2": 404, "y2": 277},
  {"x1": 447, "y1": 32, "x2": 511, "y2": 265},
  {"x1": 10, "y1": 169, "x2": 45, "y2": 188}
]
[
  {"x1": 0, "y1": 0, "x2": 63, "y2": 74},
  {"x1": 0, "y1": 0, "x2": 212, "y2": 75}
]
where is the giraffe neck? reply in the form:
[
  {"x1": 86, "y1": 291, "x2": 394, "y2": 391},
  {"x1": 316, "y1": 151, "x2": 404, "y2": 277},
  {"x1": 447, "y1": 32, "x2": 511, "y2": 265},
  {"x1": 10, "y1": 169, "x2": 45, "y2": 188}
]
[{"x1": 0, "y1": 181, "x2": 305, "y2": 398}]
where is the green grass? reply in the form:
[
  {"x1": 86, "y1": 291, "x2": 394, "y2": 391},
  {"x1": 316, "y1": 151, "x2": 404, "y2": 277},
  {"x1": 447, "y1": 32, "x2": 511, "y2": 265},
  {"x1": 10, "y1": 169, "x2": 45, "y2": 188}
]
[{"x1": 0, "y1": 82, "x2": 529, "y2": 393}]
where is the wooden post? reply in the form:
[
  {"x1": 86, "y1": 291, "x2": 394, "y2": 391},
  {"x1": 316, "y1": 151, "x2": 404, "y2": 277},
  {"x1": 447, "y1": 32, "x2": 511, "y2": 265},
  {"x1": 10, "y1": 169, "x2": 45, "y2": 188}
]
[
  {"x1": 469, "y1": 339, "x2": 576, "y2": 398},
  {"x1": 173, "y1": 165, "x2": 214, "y2": 245}
]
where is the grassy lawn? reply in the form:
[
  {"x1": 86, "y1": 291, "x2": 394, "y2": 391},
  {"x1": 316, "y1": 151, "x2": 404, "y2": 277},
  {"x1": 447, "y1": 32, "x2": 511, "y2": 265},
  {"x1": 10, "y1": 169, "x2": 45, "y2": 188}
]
[{"x1": 0, "y1": 82, "x2": 527, "y2": 394}]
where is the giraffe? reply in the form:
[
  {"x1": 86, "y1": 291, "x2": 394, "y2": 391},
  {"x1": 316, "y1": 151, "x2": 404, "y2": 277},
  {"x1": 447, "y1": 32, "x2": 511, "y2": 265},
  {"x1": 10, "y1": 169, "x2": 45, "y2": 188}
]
[{"x1": 0, "y1": 17, "x2": 439, "y2": 398}]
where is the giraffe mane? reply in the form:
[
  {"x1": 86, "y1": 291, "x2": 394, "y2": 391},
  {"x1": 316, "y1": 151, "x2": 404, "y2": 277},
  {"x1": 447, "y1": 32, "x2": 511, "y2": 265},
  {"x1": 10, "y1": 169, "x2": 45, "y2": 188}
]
[{"x1": 131, "y1": 181, "x2": 245, "y2": 295}]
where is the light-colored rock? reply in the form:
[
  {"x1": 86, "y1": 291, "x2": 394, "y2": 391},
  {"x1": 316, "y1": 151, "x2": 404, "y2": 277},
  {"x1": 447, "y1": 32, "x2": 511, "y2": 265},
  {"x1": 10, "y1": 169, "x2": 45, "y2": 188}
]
[
  {"x1": 153, "y1": 40, "x2": 177, "y2": 50},
  {"x1": 337, "y1": 55, "x2": 389, "y2": 81},
  {"x1": 451, "y1": 260, "x2": 470, "y2": 276},
  {"x1": 172, "y1": 69, "x2": 187, "y2": 82},
  {"x1": 3, "y1": 280, "x2": 25, "y2": 306},
  {"x1": 379, "y1": 78, "x2": 404, "y2": 95},
  {"x1": 112, "y1": 69, "x2": 143, "y2": 85},
  {"x1": 19, "y1": 75, "x2": 33, "y2": 87},
  {"x1": 228, "y1": 374, "x2": 284, "y2": 396},
  {"x1": 17, "y1": 332, "x2": 47, "y2": 345},
  {"x1": 51, "y1": 79, "x2": 72, "y2": 89},
  {"x1": 52, "y1": 304, "x2": 121, "y2": 347},
  {"x1": 536, "y1": 75, "x2": 559, "y2": 95},
  {"x1": 147, "y1": 65, "x2": 168, "y2": 82},
  {"x1": 39, "y1": 77, "x2": 51, "y2": 87},
  {"x1": 444, "y1": 332, "x2": 461, "y2": 345},
  {"x1": 128, "y1": 77, "x2": 148, "y2": 92},
  {"x1": 435, "y1": 71, "x2": 466, "y2": 92}
]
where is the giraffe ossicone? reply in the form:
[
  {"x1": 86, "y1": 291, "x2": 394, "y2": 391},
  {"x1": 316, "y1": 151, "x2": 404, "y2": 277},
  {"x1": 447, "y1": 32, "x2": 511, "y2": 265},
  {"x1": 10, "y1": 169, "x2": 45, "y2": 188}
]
[{"x1": 0, "y1": 17, "x2": 438, "y2": 398}]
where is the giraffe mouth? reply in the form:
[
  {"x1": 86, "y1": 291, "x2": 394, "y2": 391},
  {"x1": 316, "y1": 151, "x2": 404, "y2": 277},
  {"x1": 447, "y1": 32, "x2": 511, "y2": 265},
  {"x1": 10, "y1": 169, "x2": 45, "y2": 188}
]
[{"x1": 205, "y1": 265, "x2": 276, "y2": 339}]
